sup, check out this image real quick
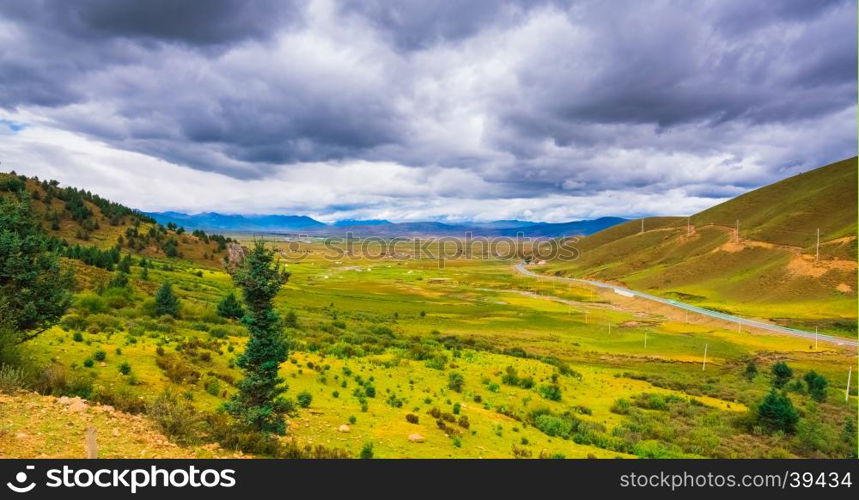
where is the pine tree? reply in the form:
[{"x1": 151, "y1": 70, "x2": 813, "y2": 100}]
[
  {"x1": 0, "y1": 195, "x2": 74, "y2": 348},
  {"x1": 117, "y1": 254, "x2": 132, "y2": 273},
  {"x1": 757, "y1": 390, "x2": 799, "y2": 433},
  {"x1": 154, "y1": 281, "x2": 180, "y2": 317},
  {"x1": 803, "y1": 371, "x2": 828, "y2": 402},
  {"x1": 771, "y1": 361, "x2": 793, "y2": 388},
  {"x1": 224, "y1": 241, "x2": 291, "y2": 434},
  {"x1": 217, "y1": 292, "x2": 245, "y2": 320}
]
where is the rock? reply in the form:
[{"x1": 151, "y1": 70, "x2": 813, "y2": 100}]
[
  {"x1": 67, "y1": 398, "x2": 88, "y2": 413},
  {"x1": 408, "y1": 433, "x2": 425, "y2": 443},
  {"x1": 225, "y1": 242, "x2": 247, "y2": 270},
  {"x1": 337, "y1": 424, "x2": 351, "y2": 433}
]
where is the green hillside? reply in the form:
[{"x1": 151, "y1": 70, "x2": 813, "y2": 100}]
[
  {"x1": 692, "y1": 157, "x2": 858, "y2": 248},
  {"x1": 0, "y1": 172, "x2": 233, "y2": 267},
  {"x1": 543, "y1": 157, "x2": 858, "y2": 333}
]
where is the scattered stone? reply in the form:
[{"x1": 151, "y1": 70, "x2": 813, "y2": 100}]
[
  {"x1": 337, "y1": 424, "x2": 351, "y2": 433},
  {"x1": 408, "y1": 433, "x2": 425, "y2": 443}
]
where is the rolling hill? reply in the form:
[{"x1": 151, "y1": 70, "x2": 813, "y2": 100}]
[
  {"x1": 541, "y1": 157, "x2": 858, "y2": 332},
  {"x1": 0, "y1": 172, "x2": 234, "y2": 267}
]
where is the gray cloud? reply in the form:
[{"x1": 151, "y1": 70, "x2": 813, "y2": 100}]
[{"x1": 0, "y1": 0, "x2": 855, "y2": 219}]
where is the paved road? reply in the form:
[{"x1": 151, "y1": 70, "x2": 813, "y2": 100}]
[{"x1": 515, "y1": 262, "x2": 857, "y2": 348}]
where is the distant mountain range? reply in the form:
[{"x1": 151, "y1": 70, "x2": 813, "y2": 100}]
[{"x1": 147, "y1": 211, "x2": 626, "y2": 238}]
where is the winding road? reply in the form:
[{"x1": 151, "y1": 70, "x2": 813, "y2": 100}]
[{"x1": 514, "y1": 262, "x2": 857, "y2": 348}]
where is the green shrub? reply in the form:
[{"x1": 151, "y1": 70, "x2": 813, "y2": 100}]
[
  {"x1": 0, "y1": 364, "x2": 26, "y2": 393},
  {"x1": 204, "y1": 379, "x2": 221, "y2": 397},
  {"x1": 148, "y1": 391, "x2": 202, "y2": 444},
  {"x1": 359, "y1": 442, "x2": 374, "y2": 459},
  {"x1": 538, "y1": 383, "x2": 562, "y2": 401},
  {"x1": 448, "y1": 372, "x2": 464, "y2": 392},
  {"x1": 118, "y1": 362, "x2": 132, "y2": 376},
  {"x1": 297, "y1": 391, "x2": 313, "y2": 408},
  {"x1": 76, "y1": 293, "x2": 108, "y2": 315}
]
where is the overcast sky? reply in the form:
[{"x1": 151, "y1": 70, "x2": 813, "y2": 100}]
[{"x1": 0, "y1": 0, "x2": 855, "y2": 222}]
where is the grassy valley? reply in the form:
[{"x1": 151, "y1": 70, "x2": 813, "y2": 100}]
[{"x1": 1, "y1": 167, "x2": 857, "y2": 459}]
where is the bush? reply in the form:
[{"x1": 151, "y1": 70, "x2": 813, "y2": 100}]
[
  {"x1": 148, "y1": 391, "x2": 202, "y2": 444},
  {"x1": 93, "y1": 350, "x2": 107, "y2": 362},
  {"x1": 72, "y1": 332, "x2": 84, "y2": 342},
  {"x1": 405, "y1": 413, "x2": 419, "y2": 424},
  {"x1": 209, "y1": 327, "x2": 231, "y2": 339},
  {"x1": 359, "y1": 442, "x2": 374, "y2": 459},
  {"x1": 118, "y1": 362, "x2": 132, "y2": 376},
  {"x1": 533, "y1": 413, "x2": 573, "y2": 438},
  {"x1": 75, "y1": 293, "x2": 108, "y2": 315},
  {"x1": 83, "y1": 358, "x2": 94, "y2": 368},
  {"x1": 283, "y1": 310, "x2": 298, "y2": 329},
  {"x1": 204, "y1": 379, "x2": 221, "y2": 397},
  {"x1": 297, "y1": 391, "x2": 313, "y2": 408},
  {"x1": 0, "y1": 364, "x2": 26, "y2": 393},
  {"x1": 611, "y1": 398, "x2": 631, "y2": 415},
  {"x1": 538, "y1": 383, "x2": 562, "y2": 401},
  {"x1": 448, "y1": 372, "x2": 464, "y2": 392}
]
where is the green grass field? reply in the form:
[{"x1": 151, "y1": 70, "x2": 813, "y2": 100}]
[{"x1": 14, "y1": 239, "x2": 854, "y2": 458}]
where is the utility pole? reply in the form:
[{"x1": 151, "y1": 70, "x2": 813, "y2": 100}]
[
  {"x1": 815, "y1": 326, "x2": 818, "y2": 350},
  {"x1": 702, "y1": 344, "x2": 708, "y2": 370},
  {"x1": 641, "y1": 218, "x2": 644, "y2": 233},
  {"x1": 735, "y1": 219, "x2": 740, "y2": 243},
  {"x1": 687, "y1": 217, "x2": 691, "y2": 237},
  {"x1": 608, "y1": 322, "x2": 612, "y2": 335},
  {"x1": 644, "y1": 331, "x2": 647, "y2": 348},
  {"x1": 846, "y1": 366, "x2": 852, "y2": 402},
  {"x1": 815, "y1": 228, "x2": 820, "y2": 263}
]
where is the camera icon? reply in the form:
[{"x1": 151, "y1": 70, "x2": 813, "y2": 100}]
[{"x1": 6, "y1": 465, "x2": 36, "y2": 493}]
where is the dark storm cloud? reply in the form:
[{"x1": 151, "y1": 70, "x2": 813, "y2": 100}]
[
  {"x1": 338, "y1": 0, "x2": 562, "y2": 50},
  {"x1": 0, "y1": 0, "x2": 855, "y2": 217},
  {"x1": 0, "y1": 0, "x2": 304, "y2": 46}
]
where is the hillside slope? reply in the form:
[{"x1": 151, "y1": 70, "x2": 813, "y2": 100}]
[
  {"x1": 543, "y1": 157, "x2": 857, "y2": 333},
  {"x1": 0, "y1": 172, "x2": 233, "y2": 268}
]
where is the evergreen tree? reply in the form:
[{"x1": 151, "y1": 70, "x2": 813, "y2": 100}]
[
  {"x1": 744, "y1": 361, "x2": 758, "y2": 380},
  {"x1": 771, "y1": 361, "x2": 793, "y2": 388},
  {"x1": 803, "y1": 371, "x2": 828, "y2": 402},
  {"x1": 217, "y1": 292, "x2": 245, "y2": 320},
  {"x1": 117, "y1": 254, "x2": 132, "y2": 273},
  {"x1": 154, "y1": 281, "x2": 180, "y2": 317},
  {"x1": 140, "y1": 257, "x2": 149, "y2": 279},
  {"x1": 757, "y1": 390, "x2": 799, "y2": 434},
  {"x1": 224, "y1": 241, "x2": 290, "y2": 434},
  {"x1": 108, "y1": 271, "x2": 129, "y2": 289},
  {"x1": 0, "y1": 195, "x2": 74, "y2": 347}
]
